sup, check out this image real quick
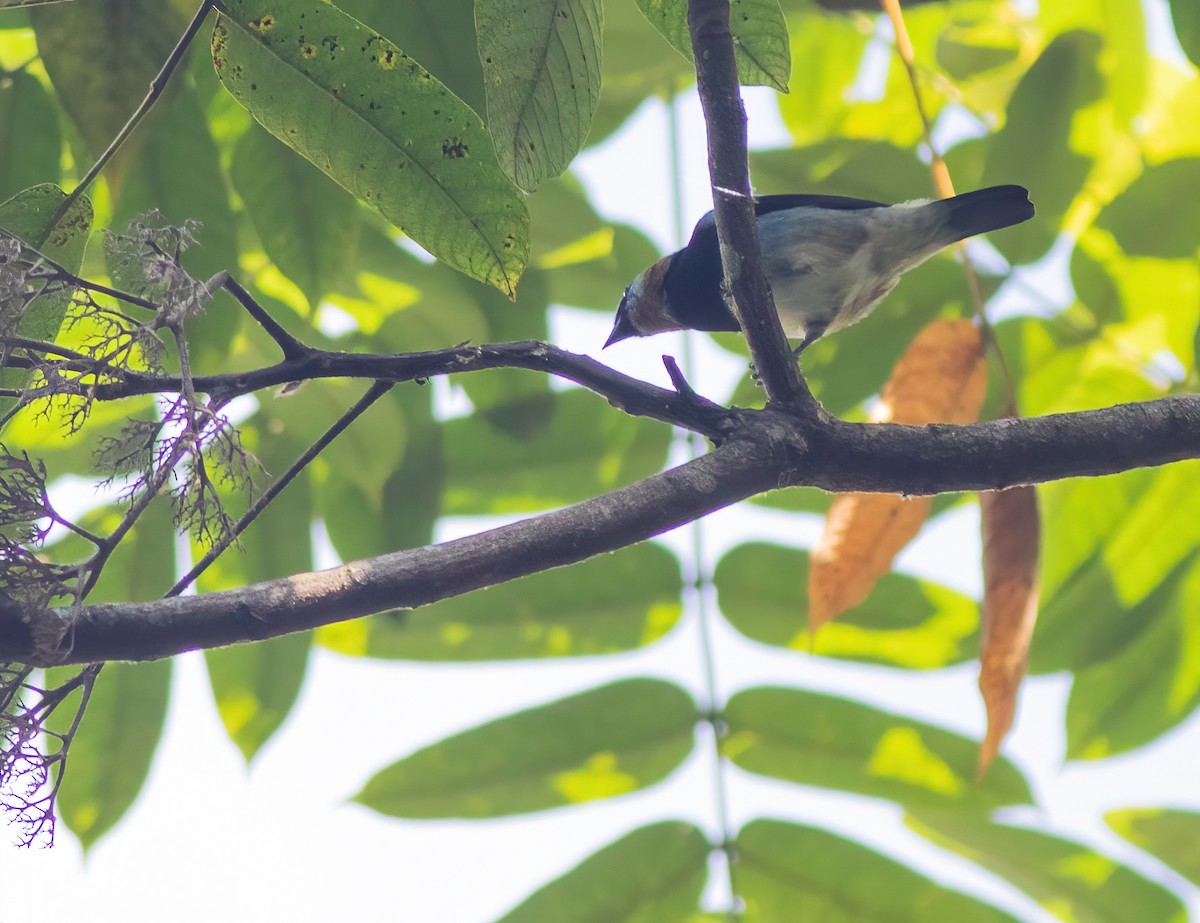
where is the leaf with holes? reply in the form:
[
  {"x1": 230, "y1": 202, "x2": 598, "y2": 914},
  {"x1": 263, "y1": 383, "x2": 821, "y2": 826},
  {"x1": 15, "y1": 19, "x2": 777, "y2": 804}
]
[{"x1": 212, "y1": 0, "x2": 528, "y2": 295}]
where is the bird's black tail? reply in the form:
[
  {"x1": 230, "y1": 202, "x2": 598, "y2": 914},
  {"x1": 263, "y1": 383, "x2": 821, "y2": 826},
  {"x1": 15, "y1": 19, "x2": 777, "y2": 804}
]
[{"x1": 939, "y1": 185, "x2": 1034, "y2": 242}]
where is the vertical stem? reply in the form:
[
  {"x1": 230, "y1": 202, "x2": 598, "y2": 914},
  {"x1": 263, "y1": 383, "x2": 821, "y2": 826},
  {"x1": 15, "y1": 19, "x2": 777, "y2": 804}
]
[
  {"x1": 669, "y1": 86, "x2": 740, "y2": 922},
  {"x1": 685, "y1": 0, "x2": 819, "y2": 415}
]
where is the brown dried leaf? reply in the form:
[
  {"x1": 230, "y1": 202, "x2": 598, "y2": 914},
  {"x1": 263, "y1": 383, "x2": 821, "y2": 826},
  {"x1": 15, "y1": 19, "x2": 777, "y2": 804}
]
[
  {"x1": 977, "y1": 484, "x2": 1040, "y2": 778},
  {"x1": 809, "y1": 493, "x2": 932, "y2": 632},
  {"x1": 874, "y1": 317, "x2": 987, "y2": 425},
  {"x1": 808, "y1": 318, "x2": 988, "y2": 632}
]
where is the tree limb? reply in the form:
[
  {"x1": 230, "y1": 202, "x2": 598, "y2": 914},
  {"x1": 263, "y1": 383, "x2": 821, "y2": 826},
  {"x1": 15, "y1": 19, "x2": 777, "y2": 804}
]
[
  {"x1": 687, "y1": 0, "x2": 818, "y2": 413},
  {"x1": 4, "y1": 394, "x2": 1198, "y2": 666}
]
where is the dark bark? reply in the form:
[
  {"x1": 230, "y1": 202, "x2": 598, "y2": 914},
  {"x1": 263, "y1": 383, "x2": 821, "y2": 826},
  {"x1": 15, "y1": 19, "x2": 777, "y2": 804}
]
[{"x1": 4, "y1": 394, "x2": 1199, "y2": 666}]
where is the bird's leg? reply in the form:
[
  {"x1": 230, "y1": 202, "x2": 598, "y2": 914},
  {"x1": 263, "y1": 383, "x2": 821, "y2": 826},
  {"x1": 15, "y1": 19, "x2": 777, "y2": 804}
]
[{"x1": 791, "y1": 319, "x2": 830, "y2": 358}]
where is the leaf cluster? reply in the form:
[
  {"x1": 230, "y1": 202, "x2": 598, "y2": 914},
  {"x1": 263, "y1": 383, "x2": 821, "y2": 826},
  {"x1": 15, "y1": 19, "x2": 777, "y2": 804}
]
[{"x1": 0, "y1": 0, "x2": 1197, "y2": 920}]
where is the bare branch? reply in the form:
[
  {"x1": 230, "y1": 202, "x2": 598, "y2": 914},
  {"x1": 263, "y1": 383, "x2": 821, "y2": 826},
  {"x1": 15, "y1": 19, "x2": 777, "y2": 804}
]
[
  {"x1": 686, "y1": 0, "x2": 817, "y2": 413},
  {"x1": 3, "y1": 393, "x2": 1199, "y2": 666}
]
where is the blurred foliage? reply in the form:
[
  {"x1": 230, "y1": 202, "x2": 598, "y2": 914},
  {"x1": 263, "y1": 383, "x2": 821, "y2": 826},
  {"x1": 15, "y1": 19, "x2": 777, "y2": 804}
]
[{"x1": 2, "y1": 0, "x2": 1199, "y2": 919}]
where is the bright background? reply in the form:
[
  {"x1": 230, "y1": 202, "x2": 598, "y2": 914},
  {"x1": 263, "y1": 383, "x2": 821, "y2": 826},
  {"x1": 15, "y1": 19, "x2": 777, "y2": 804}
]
[{"x1": 3, "y1": 1, "x2": 1199, "y2": 920}]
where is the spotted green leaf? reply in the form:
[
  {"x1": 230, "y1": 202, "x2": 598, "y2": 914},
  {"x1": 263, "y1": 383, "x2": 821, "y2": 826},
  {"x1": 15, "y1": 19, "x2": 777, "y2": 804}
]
[{"x1": 212, "y1": 0, "x2": 529, "y2": 295}]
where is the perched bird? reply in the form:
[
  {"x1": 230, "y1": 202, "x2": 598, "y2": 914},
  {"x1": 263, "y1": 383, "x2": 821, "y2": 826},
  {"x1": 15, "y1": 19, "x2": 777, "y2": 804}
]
[{"x1": 605, "y1": 185, "x2": 1034, "y2": 352}]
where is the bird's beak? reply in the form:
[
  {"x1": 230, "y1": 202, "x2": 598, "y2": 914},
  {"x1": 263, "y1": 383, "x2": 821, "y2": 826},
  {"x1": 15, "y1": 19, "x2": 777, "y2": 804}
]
[{"x1": 603, "y1": 302, "x2": 638, "y2": 348}]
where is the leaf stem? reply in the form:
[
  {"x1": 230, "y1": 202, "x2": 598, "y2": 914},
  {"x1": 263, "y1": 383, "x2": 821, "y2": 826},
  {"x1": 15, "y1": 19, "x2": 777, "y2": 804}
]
[{"x1": 51, "y1": 0, "x2": 218, "y2": 228}]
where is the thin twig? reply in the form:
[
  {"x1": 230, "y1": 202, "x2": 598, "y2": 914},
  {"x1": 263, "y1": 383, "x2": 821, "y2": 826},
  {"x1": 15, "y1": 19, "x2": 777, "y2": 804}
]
[
  {"x1": 880, "y1": 0, "x2": 1019, "y2": 411},
  {"x1": 219, "y1": 274, "x2": 311, "y2": 360},
  {"x1": 166, "y1": 380, "x2": 395, "y2": 597},
  {"x1": 51, "y1": 0, "x2": 217, "y2": 227}
]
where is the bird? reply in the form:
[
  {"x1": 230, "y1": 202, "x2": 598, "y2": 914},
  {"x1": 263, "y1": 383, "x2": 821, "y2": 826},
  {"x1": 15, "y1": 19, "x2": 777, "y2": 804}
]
[{"x1": 604, "y1": 185, "x2": 1034, "y2": 352}]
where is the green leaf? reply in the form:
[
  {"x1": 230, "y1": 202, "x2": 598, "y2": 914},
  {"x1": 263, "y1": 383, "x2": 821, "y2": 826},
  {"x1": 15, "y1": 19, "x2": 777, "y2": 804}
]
[
  {"x1": 1106, "y1": 807, "x2": 1200, "y2": 885},
  {"x1": 1066, "y1": 552, "x2": 1200, "y2": 760},
  {"x1": 0, "y1": 70, "x2": 60, "y2": 200},
  {"x1": 1170, "y1": 0, "x2": 1200, "y2": 69},
  {"x1": 50, "y1": 660, "x2": 170, "y2": 851},
  {"x1": 204, "y1": 632, "x2": 311, "y2": 762},
  {"x1": 991, "y1": 315, "x2": 1159, "y2": 419},
  {"x1": 456, "y1": 269, "x2": 554, "y2": 433},
  {"x1": 333, "y1": 0, "x2": 486, "y2": 113},
  {"x1": 107, "y1": 81, "x2": 242, "y2": 364},
  {"x1": 634, "y1": 0, "x2": 790, "y2": 92},
  {"x1": 30, "y1": 1, "x2": 187, "y2": 195},
  {"x1": 909, "y1": 812, "x2": 1188, "y2": 923},
  {"x1": 1031, "y1": 553, "x2": 1147, "y2": 675},
  {"x1": 200, "y1": 426, "x2": 314, "y2": 761},
  {"x1": 736, "y1": 819, "x2": 1020, "y2": 923},
  {"x1": 478, "y1": 0, "x2": 603, "y2": 192},
  {"x1": 1101, "y1": 461, "x2": 1200, "y2": 605},
  {"x1": 723, "y1": 687, "x2": 1032, "y2": 811},
  {"x1": 212, "y1": 0, "x2": 529, "y2": 295},
  {"x1": 715, "y1": 543, "x2": 979, "y2": 669},
  {"x1": 443, "y1": 389, "x2": 671, "y2": 514},
  {"x1": 981, "y1": 31, "x2": 1104, "y2": 265},
  {"x1": 231, "y1": 121, "x2": 363, "y2": 309},
  {"x1": 1096, "y1": 159, "x2": 1200, "y2": 259},
  {"x1": 750, "y1": 142, "x2": 932, "y2": 205},
  {"x1": 318, "y1": 542, "x2": 683, "y2": 660},
  {"x1": 496, "y1": 821, "x2": 709, "y2": 923},
  {"x1": 0, "y1": 183, "x2": 92, "y2": 424},
  {"x1": 936, "y1": 20, "x2": 1020, "y2": 81},
  {"x1": 318, "y1": 384, "x2": 442, "y2": 562},
  {"x1": 354, "y1": 678, "x2": 698, "y2": 818},
  {"x1": 49, "y1": 499, "x2": 176, "y2": 849},
  {"x1": 586, "y1": 0, "x2": 692, "y2": 146}
]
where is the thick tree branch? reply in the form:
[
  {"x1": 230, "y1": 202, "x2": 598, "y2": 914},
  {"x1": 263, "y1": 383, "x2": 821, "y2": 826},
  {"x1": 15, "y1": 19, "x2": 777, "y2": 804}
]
[
  {"x1": 687, "y1": 0, "x2": 817, "y2": 413},
  {"x1": 7, "y1": 436, "x2": 787, "y2": 665},
  {"x1": 3, "y1": 393, "x2": 1198, "y2": 666}
]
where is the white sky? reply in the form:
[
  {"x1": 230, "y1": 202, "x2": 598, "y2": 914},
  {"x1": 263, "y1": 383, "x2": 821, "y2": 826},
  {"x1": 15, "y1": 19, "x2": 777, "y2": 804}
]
[{"x1": 4, "y1": 3, "x2": 1200, "y2": 920}]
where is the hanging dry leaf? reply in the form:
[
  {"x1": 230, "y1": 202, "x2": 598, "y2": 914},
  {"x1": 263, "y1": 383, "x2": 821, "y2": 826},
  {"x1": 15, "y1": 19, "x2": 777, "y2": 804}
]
[
  {"x1": 809, "y1": 493, "x2": 932, "y2": 632},
  {"x1": 808, "y1": 318, "x2": 987, "y2": 633},
  {"x1": 977, "y1": 484, "x2": 1040, "y2": 779},
  {"x1": 875, "y1": 317, "x2": 987, "y2": 425}
]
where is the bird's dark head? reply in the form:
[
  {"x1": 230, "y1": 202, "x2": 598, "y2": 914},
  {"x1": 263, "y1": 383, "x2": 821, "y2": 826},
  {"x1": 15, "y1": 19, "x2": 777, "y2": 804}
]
[{"x1": 603, "y1": 256, "x2": 679, "y2": 348}]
